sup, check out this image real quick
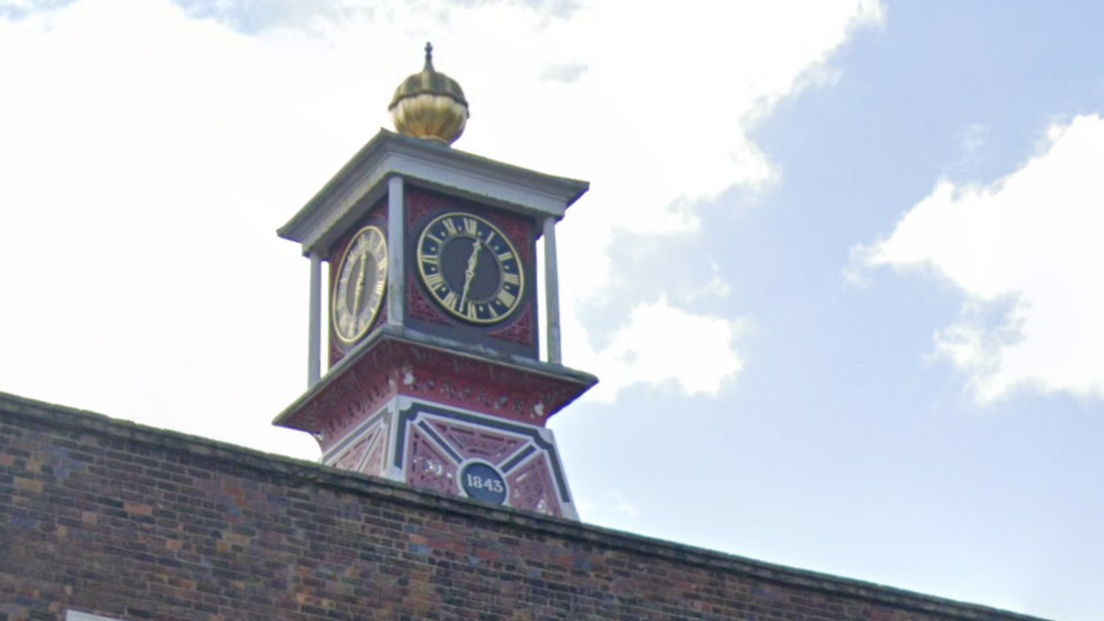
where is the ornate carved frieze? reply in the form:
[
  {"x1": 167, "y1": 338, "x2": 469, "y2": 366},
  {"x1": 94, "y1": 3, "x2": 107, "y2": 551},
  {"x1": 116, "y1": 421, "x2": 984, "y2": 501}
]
[
  {"x1": 397, "y1": 344, "x2": 584, "y2": 423},
  {"x1": 280, "y1": 357, "x2": 397, "y2": 453},
  {"x1": 408, "y1": 430, "x2": 458, "y2": 494},
  {"x1": 487, "y1": 302, "x2": 534, "y2": 345},
  {"x1": 274, "y1": 327, "x2": 596, "y2": 499},
  {"x1": 328, "y1": 414, "x2": 390, "y2": 476},
  {"x1": 428, "y1": 418, "x2": 525, "y2": 465},
  {"x1": 397, "y1": 404, "x2": 572, "y2": 517},
  {"x1": 407, "y1": 274, "x2": 451, "y2": 325},
  {"x1": 506, "y1": 454, "x2": 560, "y2": 517}
]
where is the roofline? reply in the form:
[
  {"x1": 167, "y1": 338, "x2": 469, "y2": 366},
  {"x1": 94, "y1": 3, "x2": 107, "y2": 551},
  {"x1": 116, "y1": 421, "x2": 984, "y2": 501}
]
[
  {"x1": 278, "y1": 130, "x2": 590, "y2": 254},
  {"x1": 0, "y1": 389, "x2": 1055, "y2": 621}
]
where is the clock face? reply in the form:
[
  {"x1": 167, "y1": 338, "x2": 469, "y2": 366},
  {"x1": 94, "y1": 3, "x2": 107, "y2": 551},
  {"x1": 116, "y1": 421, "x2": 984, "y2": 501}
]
[
  {"x1": 332, "y1": 225, "x2": 388, "y2": 345},
  {"x1": 416, "y1": 212, "x2": 525, "y2": 325}
]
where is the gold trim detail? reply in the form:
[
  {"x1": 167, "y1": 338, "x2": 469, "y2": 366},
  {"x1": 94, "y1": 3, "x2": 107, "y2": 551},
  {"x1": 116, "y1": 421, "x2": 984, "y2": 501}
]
[{"x1": 332, "y1": 226, "x2": 389, "y2": 345}]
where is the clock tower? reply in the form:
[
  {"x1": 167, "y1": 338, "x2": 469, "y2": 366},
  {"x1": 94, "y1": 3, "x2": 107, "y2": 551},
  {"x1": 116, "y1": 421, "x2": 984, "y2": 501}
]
[{"x1": 273, "y1": 45, "x2": 596, "y2": 519}]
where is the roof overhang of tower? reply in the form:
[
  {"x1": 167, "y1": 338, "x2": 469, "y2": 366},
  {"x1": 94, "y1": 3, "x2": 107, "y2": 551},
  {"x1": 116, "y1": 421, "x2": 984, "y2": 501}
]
[
  {"x1": 278, "y1": 129, "x2": 590, "y2": 257},
  {"x1": 272, "y1": 323, "x2": 599, "y2": 436}
]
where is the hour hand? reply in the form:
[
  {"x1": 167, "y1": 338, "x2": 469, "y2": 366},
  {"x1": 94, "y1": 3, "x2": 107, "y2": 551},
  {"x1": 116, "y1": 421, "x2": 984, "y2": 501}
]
[
  {"x1": 459, "y1": 239, "x2": 482, "y2": 310},
  {"x1": 352, "y1": 252, "x2": 369, "y2": 318}
]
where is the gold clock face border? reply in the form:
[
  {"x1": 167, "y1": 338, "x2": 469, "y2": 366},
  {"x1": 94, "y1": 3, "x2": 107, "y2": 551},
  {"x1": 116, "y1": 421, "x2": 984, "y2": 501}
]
[
  {"x1": 416, "y1": 211, "x2": 526, "y2": 325},
  {"x1": 331, "y1": 225, "x2": 388, "y2": 345}
]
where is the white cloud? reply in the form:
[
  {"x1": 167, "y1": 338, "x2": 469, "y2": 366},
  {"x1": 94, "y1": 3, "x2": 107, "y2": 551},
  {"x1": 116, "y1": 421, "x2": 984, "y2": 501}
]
[
  {"x1": 856, "y1": 114, "x2": 1104, "y2": 402},
  {"x1": 580, "y1": 296, "x2": 747, "y2": 402},
  {"x1": 683, "y1": 261, "x2": 733, "y2": 305},
  {"x1": 0, "y1": 0, "x2": 879, "y2": 448}
]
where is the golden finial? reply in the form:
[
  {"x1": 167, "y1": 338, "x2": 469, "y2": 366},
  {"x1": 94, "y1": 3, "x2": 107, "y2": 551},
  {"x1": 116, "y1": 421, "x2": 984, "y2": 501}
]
[
  {"x1": 389, "y1": 42, "x2": 469, "y2": 146},
  {"x1": 423, "y1": 42, "x2": 434, "y2": 71}
]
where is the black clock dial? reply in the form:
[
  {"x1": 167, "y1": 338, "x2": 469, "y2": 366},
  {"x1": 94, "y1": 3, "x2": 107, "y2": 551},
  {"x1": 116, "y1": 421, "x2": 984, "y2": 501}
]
[
  {"x1": 416, "y1": 212, "x2": 525, "y2": 325},
  {"x1": 332, "y1": 225, "x2": 388, "y2": 345}
]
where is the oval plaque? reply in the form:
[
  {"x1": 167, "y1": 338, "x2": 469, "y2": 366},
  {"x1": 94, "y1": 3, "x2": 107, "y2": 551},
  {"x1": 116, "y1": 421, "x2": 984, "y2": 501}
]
[{"x1": 460, "y1": 461, "x2": 508, "y2": 505}]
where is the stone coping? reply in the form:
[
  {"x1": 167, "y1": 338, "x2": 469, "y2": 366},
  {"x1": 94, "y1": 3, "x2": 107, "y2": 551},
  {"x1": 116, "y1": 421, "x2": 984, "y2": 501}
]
[{"x1": 0, "y1": 390, "x2": 1051, "y2": 621}]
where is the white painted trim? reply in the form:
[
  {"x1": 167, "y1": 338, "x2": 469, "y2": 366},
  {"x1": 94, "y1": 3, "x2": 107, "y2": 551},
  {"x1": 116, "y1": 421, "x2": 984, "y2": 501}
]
[
  {"x1": 387, "y1": 176, "x2": 405, "y2": 328},
  {"x1": 299, "y1": 174, "x2": 389, "y2": 257},
  {"x1": 67, "y1": 612, "x2": 127, "y2": 621},
  {"x1": 280, "y1": 131, "x2": 588, "y2": 257},
  {"x1": 542, "y1": 216, "x2": 562, "y2": 364},
  {"x1": 297, "y1": 153, "x2": 572, "y2": 256},
  {"x1": 308, "y1": 252, "x2": 323, "y2": 386},
  {"x1": 384, "y1": 399, "x2": 405, "y2": 482},
  {"x1": 384, "y1": 151, "x2": 570, "y2": 216}
]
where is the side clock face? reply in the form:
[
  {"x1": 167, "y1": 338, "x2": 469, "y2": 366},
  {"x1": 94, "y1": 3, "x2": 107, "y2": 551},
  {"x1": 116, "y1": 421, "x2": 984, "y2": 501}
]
[
  {"x1": 332, "y1": 225, "x2": 388, "y2": 345},
  {"x1": 416, "y1": 212, "x2": 525, "y2": 325}
]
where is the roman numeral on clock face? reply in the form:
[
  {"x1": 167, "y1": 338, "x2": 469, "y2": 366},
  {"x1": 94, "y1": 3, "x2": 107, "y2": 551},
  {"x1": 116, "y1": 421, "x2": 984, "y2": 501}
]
[
  {"x1": 423, "y1": 271, "x2": 445, "y2": 290},
  {"x1": 496, "y1": 289, "x2": 516, "y2": 307},
  {"x1": 443, "y1": 290, "x2": 459, "y2": 311}
]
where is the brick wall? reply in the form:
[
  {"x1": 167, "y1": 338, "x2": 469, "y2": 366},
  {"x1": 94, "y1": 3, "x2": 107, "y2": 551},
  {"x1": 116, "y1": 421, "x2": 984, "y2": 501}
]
[{"x1": 0, "y1": 392, "x2": 1051, "y2": 621}]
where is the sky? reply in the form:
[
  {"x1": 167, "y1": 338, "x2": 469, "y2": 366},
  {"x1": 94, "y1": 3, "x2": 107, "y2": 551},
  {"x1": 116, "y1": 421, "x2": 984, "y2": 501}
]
[{"x1": 1, "y1": 1, "x2": 1102, "y2": 619}]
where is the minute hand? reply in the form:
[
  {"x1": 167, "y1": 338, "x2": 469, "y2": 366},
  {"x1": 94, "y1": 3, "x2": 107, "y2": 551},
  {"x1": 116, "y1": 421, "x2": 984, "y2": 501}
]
[
  {"x1": 459, "y1": 238, "x2": 482, "y2": 311},
  {"x1": 352, "y1": 251, "x2": 369, "y2": 321}
]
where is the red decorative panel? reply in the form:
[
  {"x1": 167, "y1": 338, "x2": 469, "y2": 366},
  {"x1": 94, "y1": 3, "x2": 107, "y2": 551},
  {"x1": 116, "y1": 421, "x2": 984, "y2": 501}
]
[
  {"x1": 377, "y1": 303, "x2": 389, "y2": 331},
  {"x1": 404, "y1": 189, "x2": 535, "y2": 264},
  {"x1": 507, "y1": 455, "x2": 561, "y2": 518},
  {"x1": 330, "y1": 419, "x2": 387, "y2": 475},
  {"x1": 407, "y1": 427, "x2": 457, "y2": 495},
  {"x1": 488, "y1": 303, "x2": 534, "y2": 346},
  {"x1": 407, "y1": 274, "x2": 450, "y2": 325},
  {"x1": 324, "y1": 369, "x2": 394, "y2": 452},
  {"x1": 428, "y1": 419, "x2": 526, "y2": 466},
  {"x1": 485, "y1": 210, "x2": 534, "y2": 265},
  {"x1": 406, "y1": 191, "x2": 440, "y2": 228},
  {"x1": 399, "y1": 349, "x2": 587, "y2": 423},
  {"x1": 397, "y1": 409, "x2": 570, "y2": 516},
  {"x1": 362, "y1": 422, "x2": 389, "y2": 477},
  {"x1": 279, "y1": 357, "x2": 398, "y2": 453},
  {"x1": 333, "y1": 436, "x2": 371, "y2": 472},
  {"x1": 277, "y1": 332, "x2": 595, "y2": 450}
]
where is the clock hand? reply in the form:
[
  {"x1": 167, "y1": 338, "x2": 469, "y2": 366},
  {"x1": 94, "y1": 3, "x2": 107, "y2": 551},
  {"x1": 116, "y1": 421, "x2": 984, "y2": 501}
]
[
  {"x1": 351, "y1": 251, "x2": 369, "y2": 328},
  {"x1": 459, "y1": 238, "x2": 482, "y2": 311}
]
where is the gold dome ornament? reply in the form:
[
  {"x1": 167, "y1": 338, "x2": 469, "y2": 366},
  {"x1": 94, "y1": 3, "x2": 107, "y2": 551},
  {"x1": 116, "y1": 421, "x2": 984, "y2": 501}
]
[{"x1": 389, "y1": 43, "x2": 470, "y2": 146}]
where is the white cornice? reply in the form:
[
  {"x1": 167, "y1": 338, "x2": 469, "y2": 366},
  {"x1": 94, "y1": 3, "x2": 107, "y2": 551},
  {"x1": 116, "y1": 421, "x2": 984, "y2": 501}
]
[{"x1": 278, "y1": 129, "x2": 589, "y2": 257}]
